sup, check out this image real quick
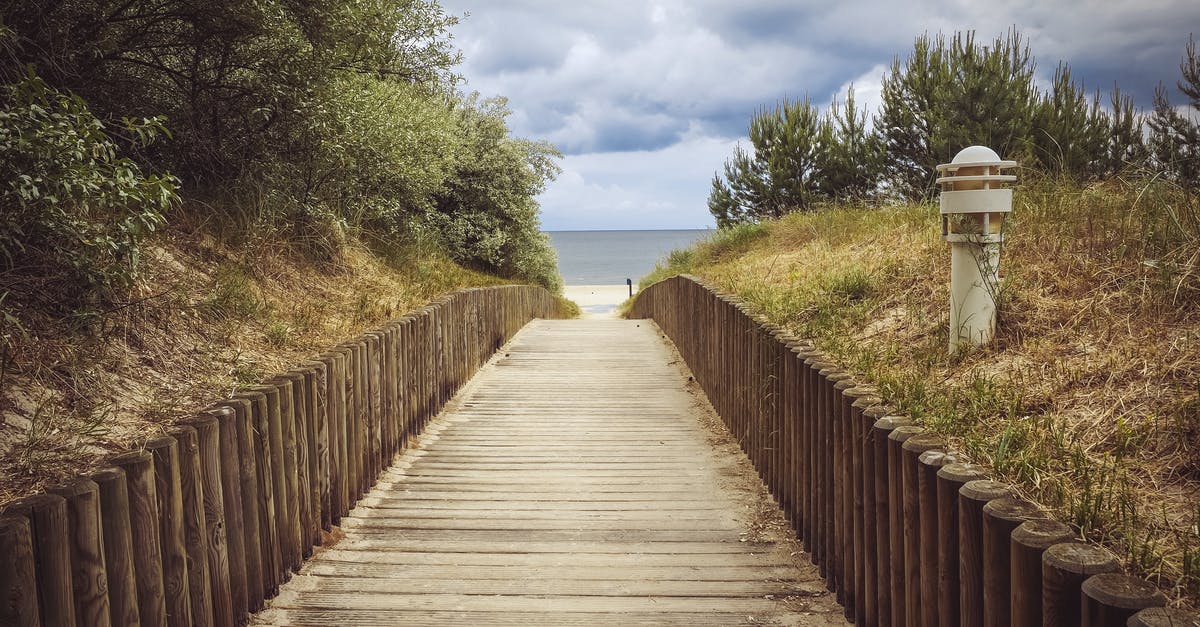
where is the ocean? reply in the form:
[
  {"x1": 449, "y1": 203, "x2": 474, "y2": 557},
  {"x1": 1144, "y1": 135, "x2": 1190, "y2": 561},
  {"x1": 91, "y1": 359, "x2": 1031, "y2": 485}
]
[{"x1": 547, "y1": 229, "x2": 711, "y2": 285}]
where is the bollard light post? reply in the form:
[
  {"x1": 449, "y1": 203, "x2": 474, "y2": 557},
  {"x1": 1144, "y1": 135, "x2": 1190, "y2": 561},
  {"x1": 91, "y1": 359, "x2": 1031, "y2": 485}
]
[{"x1": 936, "y1": 146, "x2": 1017, "y2": 352}]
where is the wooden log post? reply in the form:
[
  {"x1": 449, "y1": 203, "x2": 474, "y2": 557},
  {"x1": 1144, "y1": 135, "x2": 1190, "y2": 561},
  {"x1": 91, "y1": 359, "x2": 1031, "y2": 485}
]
[
  {"x1": 395, "y1": 319, "x2": 412, "y2": 450},
  {"x1": 354, "y1": 339, "x2": 370, "y2": 499},
  {"x1": 860, "y1": 403, "x2": 891, "y2": 627},
  {"x1": 283, "y1": 369, "x2": 315, "y2": 558},
  {"x1": 814, "y1": 362, "x2": 840, "y2": 583},
  {"x1": 0, "y1": 516, "x2": 40, "y2": 627},
  {"x1": 209, "y1": 402, "x2": 253, "y2": 619},
  {"x1": 981, "y1": 497, "x2": 1045, "y2": 627},
  {"x1": 1127, "y1": 607, "x2": 1200, "y2": 626},
  {"x1": 337, "y1": 344, "x2": 358, "y2": 513},
  {"x1": 769, "y1": 328, "x2": 789, "y2": 507},
  {"x1": 241, "y1": 389, "x2": 282, "y2": 593},
  {"x1": 268, "y1": 377, "x2": 303, "y2": 575},
  {"x1": 226, "y1": 394, "x2": 271, "y2": 606},
  {"x1": 366, "y1": 332, "x2": 384, "y2": 482},
  {"x1": 958, "y1": 479, "x2": 1011, "y2": 627},
  {"x1": 2, "y1": 494, "x2": 76, "y2": 627},
  {"x1": 303, "y1": 359, "x2": 331, "y2": 536},
  {"x1": 1080, "y1": 573, "x2": 1166, "y2": 626},
  {"x1": 379, "y1": 326, "x2": 397, "y2": 461},
  {"x1": 917, "y1": 448, "x2": 956, "y2": 627},
  {"x1": 901, "y1": 431, "x2": 942, "y2": 627},
  {"x1": 888, "y1": 424, "x2": 924, "y2": 626},
  {"x1": 807, "y1": 358, "x2": 833, "y2": 569},
  {"x1": 821, "y1": 366, "x2": 851, "y2": 591},
  {"x1": 1041, "y1": 542, "x2": 1120, "y2": 627},
  {"x1": 48, "y1": 478, "x2": 111, "y2": 626},
  {"x1": 769, "y1": 331, "x2": 793, "y2": 523},
  {"x1": 317, "y1": 352, "x2": 340, "y2": 528},
  {"x1": 168, "y1": 425, "x2": 214, "y2": 627},
  {"x1": 109, "y1": 450, "x2": 167, "y2": 625},
  {"x1": 746, "y1": 316, "x2": 763, "y2": 476},
  {"x1": 832, "y1": 375, "x2": 858, "y2": 615},
  {"x1": 1010, "y1": 519, "x2": 1074, "y2": 627},
  {"x1": 795, "y1": 347, "x2": 821, "y2": 553},
  {"x1": 788, "y1": 341, "x2": 814, "y2": 535},
  {"x1": 848, "y1": 390, "x2": 881, "y2": 627},
  {"x1": 258, "y1": 382, "x2": 293, "y2": 580},
  {"x1": 145, "y1": 435, "x2": 193, "y2": 627},
  {"x1": 936, "y1": 462, "x2": 986, "y2": 627},
  {"x1": 188, "y1": 412, "x2": 235, "y2": 627},
  {"x1": 90, "y1": 467, "x2": 140, "y2": 626},
  {"x1": 781, "y1": 340, "x2": 808, "y2": 531},
  {"x1": 872, "y1": 415, "x2": 911, "y2": 627}
]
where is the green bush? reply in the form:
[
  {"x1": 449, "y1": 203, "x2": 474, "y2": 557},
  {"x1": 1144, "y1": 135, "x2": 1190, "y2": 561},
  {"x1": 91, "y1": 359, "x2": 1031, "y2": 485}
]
[{"x1": 0, "y1": 70, "x2": 178, "y2": 303}]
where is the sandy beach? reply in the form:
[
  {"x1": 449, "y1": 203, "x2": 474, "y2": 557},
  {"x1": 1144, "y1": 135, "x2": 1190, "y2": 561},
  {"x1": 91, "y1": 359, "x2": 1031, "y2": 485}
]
[{"x1": 563, "y1": 284, "x2": 637, "y2": 319}]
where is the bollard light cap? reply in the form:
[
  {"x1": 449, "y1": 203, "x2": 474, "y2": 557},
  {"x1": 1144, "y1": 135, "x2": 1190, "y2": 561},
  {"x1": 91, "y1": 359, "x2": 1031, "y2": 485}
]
[{"x1": 936, "y1": 145, "x2": 1018, "y2": 173}]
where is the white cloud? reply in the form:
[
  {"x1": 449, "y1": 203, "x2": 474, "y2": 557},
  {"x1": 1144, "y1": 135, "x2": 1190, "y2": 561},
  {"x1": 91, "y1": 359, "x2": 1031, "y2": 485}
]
[
  {"x1": 439, "y1": 0, "x2": 1200, "y2": 229},
  {"x1": 538, "y1": 132, "x2": 742, "y2": 230}
]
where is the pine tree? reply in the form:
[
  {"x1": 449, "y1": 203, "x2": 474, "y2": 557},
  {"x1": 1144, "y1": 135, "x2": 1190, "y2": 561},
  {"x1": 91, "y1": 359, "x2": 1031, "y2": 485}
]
[
  {"x1": 879, "y1": 30, "x2": 1036, "y2": 199},
  {"x1": 816, "y1": 85, "x2": 883, "y2": 199},
  {"x1": 1102, "y1": 86, "x2": 1146, "y2": 175},
  {"x1": 1031, "y1": 63, "x2": 1108, "y2": 176},
  {"x1": 1149, "y1": 36, "x2": 1200, "y2": 191}
]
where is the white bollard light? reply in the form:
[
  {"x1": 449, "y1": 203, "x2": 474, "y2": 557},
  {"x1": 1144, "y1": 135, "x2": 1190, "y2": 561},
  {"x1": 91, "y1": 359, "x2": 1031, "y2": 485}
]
[{"x1": 935, "y1": 146, "x2": 1017, "y2": 352}]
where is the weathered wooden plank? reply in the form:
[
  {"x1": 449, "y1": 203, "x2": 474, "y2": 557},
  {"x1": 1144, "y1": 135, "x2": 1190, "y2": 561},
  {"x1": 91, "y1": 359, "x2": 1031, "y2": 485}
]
[
  {"x1": 254, "y1": 319, "x2": 844, "y2": 625},
  {"x1": 254, "y1": 609, "x2": 828, "y2": 627},
  {"x1": 301, "y1": 561, "x2": 804, "y2": 581},
  {"x1": 327, "y1": 537, "x2": 774, "y2": 554},
  {"x1": 267, "y1": 589, "x2": 800, "y2": 613},
  {"x1": 311, "y1": 550, "x2": 795, "y2": 568},
  {"x1": 277, "y1": 574, "x2": 809, "y2": 597}
]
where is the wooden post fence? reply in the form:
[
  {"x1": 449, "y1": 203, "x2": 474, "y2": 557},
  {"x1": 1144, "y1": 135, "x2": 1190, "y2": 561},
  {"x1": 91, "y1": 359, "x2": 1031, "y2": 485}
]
[
  {"x1": 627, "y1": 274, "x2": 1173, "y2": 627},
  {"x1": 0, "y1": 285, "x2": 566, "y2": 626}
]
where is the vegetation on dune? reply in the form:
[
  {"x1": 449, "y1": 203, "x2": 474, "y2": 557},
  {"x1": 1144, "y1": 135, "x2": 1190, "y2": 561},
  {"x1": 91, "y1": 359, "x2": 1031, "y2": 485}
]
[
  {"x1": 650, "y1": 33, "x2": 1200, "y2": 604},
  {"x1": 708, "y1": 29, "x2": 1195, "y2": 225},
  {"x1": 0, "y1": 2, "x2": 570, "y2": 500},
  {"x1": 646, "y1": 177, "x2": 1200, "y2": 602},
  {"x1": 0, "y1": 1, "x2": 563, "y2": 299}
]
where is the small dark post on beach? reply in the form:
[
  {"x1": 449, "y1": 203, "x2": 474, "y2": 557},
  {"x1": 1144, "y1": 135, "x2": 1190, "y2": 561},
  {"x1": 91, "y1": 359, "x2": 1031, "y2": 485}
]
[{"x1": 627, "y1": 278, "x2": 633, "y2": 297}]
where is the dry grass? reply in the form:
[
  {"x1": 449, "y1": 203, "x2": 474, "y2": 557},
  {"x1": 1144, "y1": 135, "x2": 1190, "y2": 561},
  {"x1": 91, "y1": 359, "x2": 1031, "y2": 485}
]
[
  {"x1": 0, "y1": 223, "x2": 512, "y2": 505},
  {"x1": 642, "y1": 176, "x2": 1200, "y2": 604}
]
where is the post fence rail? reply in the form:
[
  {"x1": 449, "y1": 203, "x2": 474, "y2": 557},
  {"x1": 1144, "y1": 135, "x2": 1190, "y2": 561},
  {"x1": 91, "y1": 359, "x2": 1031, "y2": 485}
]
[
  {"x1": 0, "y1": 285, "x2": 567, "y2": 627},
  {"x1": 628, "y1": 274, "x2": 1197, "y2": 627}
]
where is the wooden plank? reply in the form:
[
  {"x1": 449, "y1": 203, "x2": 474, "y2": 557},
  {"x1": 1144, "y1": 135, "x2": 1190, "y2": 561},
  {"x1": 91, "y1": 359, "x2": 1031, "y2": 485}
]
[
  {"x1": 267, "y1": 589, "x2": 796, "y2": 613},
  {"x1": 255, "y1": 609, "x2": 819, "y2": 627},
  {"x1": 301, "y1": 561, "x2": 802, "y2": 580},
  {"x1": 312, "y1": 550, "x2": 794, "y2": 568},
  {"x1": 277, "y1": 574, "x2": 808, "y2": 597},
  {"x1": 254, "y1": 319, "x2": 844, "y2": 625}
]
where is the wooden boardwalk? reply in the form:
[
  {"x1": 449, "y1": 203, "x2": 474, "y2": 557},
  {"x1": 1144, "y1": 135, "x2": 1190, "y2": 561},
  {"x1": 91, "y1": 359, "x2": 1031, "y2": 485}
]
[{"x1": 254, "y1": 319, "x2": 846, "y2": 625}]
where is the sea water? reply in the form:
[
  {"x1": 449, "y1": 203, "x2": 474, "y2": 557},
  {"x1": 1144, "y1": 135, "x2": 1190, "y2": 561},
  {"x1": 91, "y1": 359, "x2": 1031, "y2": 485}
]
[{"x1": 547, "y1": 229, "x2": 710, "y2": 285}]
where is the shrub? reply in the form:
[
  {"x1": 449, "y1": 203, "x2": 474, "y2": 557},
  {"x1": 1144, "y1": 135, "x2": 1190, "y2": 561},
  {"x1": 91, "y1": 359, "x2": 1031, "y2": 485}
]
[{"x1": 0, "y1": 70, "x2": 178, "y2": 304}]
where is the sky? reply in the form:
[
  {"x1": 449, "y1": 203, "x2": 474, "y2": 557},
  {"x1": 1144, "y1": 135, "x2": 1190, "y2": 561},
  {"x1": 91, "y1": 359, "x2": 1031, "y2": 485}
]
[{"x1": 438, "y1": 1, "x2": 1200, "y2": 231}]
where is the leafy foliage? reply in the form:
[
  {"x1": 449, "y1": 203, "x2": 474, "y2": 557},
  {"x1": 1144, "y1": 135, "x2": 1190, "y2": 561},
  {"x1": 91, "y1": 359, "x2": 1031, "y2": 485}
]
[
  {"x1": 1, "y1": 0, "x2": 564, "y2": 301},
  {"x1": 429, "y1": 96, "x2": 563, "y2": 291},
  {"x1": 0, "y1": 69, "x2": 178, "y2": 303}
]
